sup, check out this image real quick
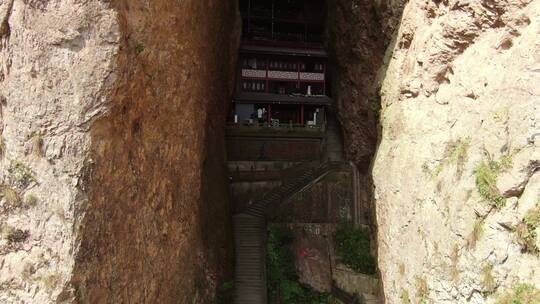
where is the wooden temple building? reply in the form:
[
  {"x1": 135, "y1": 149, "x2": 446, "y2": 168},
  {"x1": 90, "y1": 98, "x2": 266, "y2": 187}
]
[{"x1": 227, "y1": 0, "x2": 335, "y2": 163}]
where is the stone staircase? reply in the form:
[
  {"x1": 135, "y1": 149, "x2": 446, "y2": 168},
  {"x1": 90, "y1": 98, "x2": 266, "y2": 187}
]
[
  {"x1": 233, "y1": 214, "x2": 267, "y2": 304},
  {"x1": 233, "y1": 161, "x2": 340, "y2": 304}
]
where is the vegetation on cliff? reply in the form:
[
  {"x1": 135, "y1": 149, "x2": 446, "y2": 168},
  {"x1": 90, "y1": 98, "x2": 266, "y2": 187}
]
[
  {"x1": 267, "y1": 225, "x2": 333, "y2": 304},
  {"x1": 496, "y1": 284, "x2": 540, "y2": 304},
  {"x1": 516, "y1": 200, "x2": 540, "y2": 255},
  {"x1": 334, "y1": 224, "x2": 376, "y2": 275},
  {"x1": 475, "y1": 155, "x2": 512, "y2": 208}
]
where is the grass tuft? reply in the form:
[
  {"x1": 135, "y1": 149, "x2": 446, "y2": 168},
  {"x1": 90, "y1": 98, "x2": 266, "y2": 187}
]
[
  {"x1": 447, "y1": 137, "x2": 471, "y2": 176},
  {"x1": 431, "y1": 138, "x2": 471, "y2": 178},
  {"x1": 0, "y1": 136, "x2": 5, "y2": 158},
  {"x1": 516, "y1": 223, "x2": 538, "y2": 254},
  {"x1": 1, "y1": 186, "x2": 21, "y2": 208},
  {"x1": 482, "y1": 263, "x2": 496, "y2": 294},
  {"x1": 467, "y1": 219, "x2": 484, "y2": 250},
  {"x1": 415, "y1": 276, "x2": 429, "y2": 304},
  {"x1": 24, "y1": 194, "x2": 38, "y2": 208},
  {"x1": 400, "y1": 289, "x2": 411, "y2": 304},
  {"x1": 449, "y1": 244, "x2": 460, "y2": 282},
  {"x1": 8, "y1": 160, "x2": 37, "y2": 188},
  {"x1": 40, "y1": 274, "x2": 61, "y2": 290}
]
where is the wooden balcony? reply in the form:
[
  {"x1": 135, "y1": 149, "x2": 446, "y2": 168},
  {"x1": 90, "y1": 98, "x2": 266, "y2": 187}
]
[
  {"x1": 239, "y1": 43, "x2": 327, "y2": 57},
  {"x1": 241, "y1": 69, "x2": 325, "y2": 82},
  {"x1": 226, "y1": 122, "x2": 325, "y2": 138},
  {"x1": 233, "y1": 92, "x2": 332, "y2": 105}
]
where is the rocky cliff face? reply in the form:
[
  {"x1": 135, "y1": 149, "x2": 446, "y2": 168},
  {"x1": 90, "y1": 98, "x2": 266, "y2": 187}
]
[
  {"x1": 0, "y1": 1, "x2": 239, "y2": 303},
  {"x1": 327, "y1": 0, "x2": 384, "y2": 169},
  {"x1": 373, "y1": 0, "x2": 540, "y2": 303}
]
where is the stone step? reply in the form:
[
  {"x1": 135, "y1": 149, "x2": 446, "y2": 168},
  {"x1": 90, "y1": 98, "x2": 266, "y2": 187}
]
[
  {"x1": 234, "y1": 226, "x2": 263, "y2": 230},
  {"x1": 236, "y1": 266, "x2": 264, "y2": 271},
  {"x1": 245, "y1": 210, "x2": 266, "y2": 217},
  {"x1": 235, "y1": 237, "x2": 264, "y2": 243},
  {"x1": 235, "y1": 256, "x2": 264, "y2": 261},
  {"x1": 235, "y1": 275, "x2": 265, "y2": 280},
  {"x1": 233, "y1": 227, "x2": 264, "y2": 232},
  {"x1": 235, "y1": 274, "x2": 265, "y2": 280}
]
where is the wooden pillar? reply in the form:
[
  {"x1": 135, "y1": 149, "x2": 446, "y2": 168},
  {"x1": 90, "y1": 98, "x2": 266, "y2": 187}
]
[
  {"x1": 323, "y1": 62, "x2": 326, "y2": 95},
  {"x1": 268, "y1": 104, "x2": 272, "y2": 123},
  {"x1": 297, "y1": 59, "x2": 301, "y2": 90},
  {"x1": 265, "y1": 58, "x2": 269, "y2": 93},
  {"x1": 300, "y1": 105, "x2": 304, "y2": 126}
]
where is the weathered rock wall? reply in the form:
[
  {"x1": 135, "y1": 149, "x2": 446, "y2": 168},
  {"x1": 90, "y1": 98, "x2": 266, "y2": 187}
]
[
  {"x1": 326, "y1": 0, "x2": 394, "y2": 242},
  {"x1": 0, "y1": 1, "x2": 119, "y2": 302},
  {"x1": 327, "y1": 0, "x2": 383, "y2": 168},
  {"x1": 373, "y1": 0, "x2": 540, "y2": 302},
  {"x1": 0, "y1": 0, "x2": 239, "y2": 303}
]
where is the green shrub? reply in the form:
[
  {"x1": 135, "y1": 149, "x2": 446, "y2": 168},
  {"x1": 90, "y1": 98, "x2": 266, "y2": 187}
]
[
  {"x1": 524, "y1": 202, "x2": 540, "y2": 229},
  {"x1": 496, "y1": 283, "x2": 540, "y2": 304},
  {"x1": 516, "y1": 222, "x2": 538, "y2": 254},
  {"x1": 334, "y1": 224, "x2": 377, "y2": 275},
  {"x1": 475, "y1": 161, "x2": 506, "y2": 208},
  {"x1": 267, "y1": 225, "x2": 332, "y2": 304},
  {"x1": 8, "y1": 160, "x2": 37, "y2": 188},
  {"x1": 517, "y1": 201, "x2": 540, "y2": 254}
]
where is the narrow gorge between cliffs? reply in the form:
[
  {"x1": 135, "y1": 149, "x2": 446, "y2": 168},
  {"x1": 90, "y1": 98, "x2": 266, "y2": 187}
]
[{"x1": 226, "y1": 1, "x2": 388, "y2": 303}]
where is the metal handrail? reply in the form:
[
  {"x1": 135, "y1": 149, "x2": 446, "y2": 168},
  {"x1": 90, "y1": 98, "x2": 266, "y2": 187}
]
[
  {"x1": 244, "y1": 160, "x2": 345, "y2": 215},
  {"x1": 226, "y1": 123, "x2": 326, "y2": 135}
]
